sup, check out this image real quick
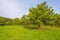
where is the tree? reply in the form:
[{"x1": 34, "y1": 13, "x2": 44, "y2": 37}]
[
  {"x1": 12, "y1": 18, "x2": 20, "y2": 25},
  {"x1": 0, "y1": 17, "x2": 5, "y2": 25},
  {"x1": 54, "y1": 14, "x2": 60, "y2": 26},
  {"x1": 27, "y1": 1, "x2": 55, "y2": 28},
  {"x1": 5, "y1": 21, "x2": 12, "y2": 25},
  {"x1": 0, "y1": 16, "x2": 12, "y2": 25},
  {"x1": 20, "y1": 15, "x2": 30, "y2": 25}
]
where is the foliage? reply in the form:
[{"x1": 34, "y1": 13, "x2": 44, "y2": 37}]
[
  {"x1": 20, "y1": 15, "x2": 30, "y2": 25},
  {"x1": 0, "y1": 16, "x2": 12, "y2": 25},
  {"x1": 27, "y1": 2, "x2": 56, "y2": 27},
  {"x1": 54, "y1": 14, "x2": 60, "y2": 26},
  {"x1": 12, "y1": 18, "x2": 20, "y2": 25}
]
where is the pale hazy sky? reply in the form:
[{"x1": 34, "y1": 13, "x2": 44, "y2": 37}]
[{"x1": 0, "y1": 0, "x2": 60, "y2": 18}]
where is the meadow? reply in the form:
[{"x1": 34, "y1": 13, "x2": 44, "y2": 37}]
[{"x1": 0, "y1": 25, "x2": 60, "y2": 40}]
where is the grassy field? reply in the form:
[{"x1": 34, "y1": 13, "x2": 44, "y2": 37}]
[{"x1": 0, "y1": 25, "x2": 60, "y2": 40}]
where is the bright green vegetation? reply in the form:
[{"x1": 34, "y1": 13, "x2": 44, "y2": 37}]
[{"x1": 0, "y1": 25, "x2": 60, "y2": 40}]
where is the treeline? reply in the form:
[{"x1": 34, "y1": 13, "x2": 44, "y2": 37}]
[
  {"x1": 0, "y1": 2, "x2": 60, "y2": 27},
  {"x1": 0, "y1": 16, "x2": 12, "y2": 25}
]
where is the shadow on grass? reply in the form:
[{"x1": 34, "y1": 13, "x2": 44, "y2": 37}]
[{"x1": 23, "y1": 25, "x2": 38, "y2": 30}]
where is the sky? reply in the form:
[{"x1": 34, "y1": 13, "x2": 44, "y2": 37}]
[{"x1": 0, "y1": 0, "x2": 60, "y2": 18}]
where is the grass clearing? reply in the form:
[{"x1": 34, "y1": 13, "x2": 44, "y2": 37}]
[{"x1": 0, "y1": 25, "x2": 60, "y2": 40}]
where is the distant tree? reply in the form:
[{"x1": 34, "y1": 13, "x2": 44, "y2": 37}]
[
  {"x1": 20, "y1": 15, "x2": 30, "y2": 25},
  {"x1": 54, "y1": 14, "x2": 60, "y2": 26},
  {"x1": 5, "y1": 21, "x2": 12, "y2": 25},
  {"x1": 12, "y1": 18, "x2": 20, "y2": 25},
  {"x1": 0, "y1": 16, "x2": 12, "y2": 25},
  {"x1": 0, "y1": 17, "x2": 5, "y2": 25}
]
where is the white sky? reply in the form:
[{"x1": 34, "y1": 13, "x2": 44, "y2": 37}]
[
  {"x1": 0, "y1": 0, "x2": 60, "y2": 18},
  {"x1": 0, "y1": 0, "x2": 22, "y2": 18}
]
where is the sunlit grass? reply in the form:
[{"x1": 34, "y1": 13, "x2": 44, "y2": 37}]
[{"x1": 0, "y1": 25, "x2": 60, "y2": 40}]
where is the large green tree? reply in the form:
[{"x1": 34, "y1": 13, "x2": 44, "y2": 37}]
[{"x1": 28, "y1": 1, "x2": 55, "y2": 28}]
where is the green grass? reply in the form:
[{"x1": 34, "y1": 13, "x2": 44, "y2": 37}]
[{"x1": 0, "y1": 25, "x2": 60, "y2": 40}]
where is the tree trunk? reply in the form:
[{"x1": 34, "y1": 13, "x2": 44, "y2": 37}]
[
  {"x1": 38, "y1": 25, "x2": 44, "y2": 30},
  {"x1": 38, "y1": 25, "x2": 41, "y2": 29}
]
